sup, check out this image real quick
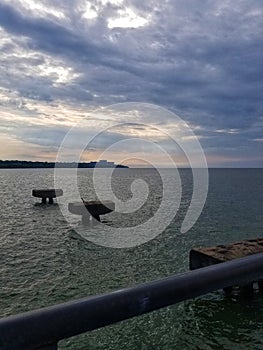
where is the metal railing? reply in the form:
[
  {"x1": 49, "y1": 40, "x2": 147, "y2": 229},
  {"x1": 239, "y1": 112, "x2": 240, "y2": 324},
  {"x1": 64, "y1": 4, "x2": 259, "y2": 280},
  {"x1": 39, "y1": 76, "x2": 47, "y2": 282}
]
[{"x1": 1, "y1": 253, "x2": 263, "y2": 350}]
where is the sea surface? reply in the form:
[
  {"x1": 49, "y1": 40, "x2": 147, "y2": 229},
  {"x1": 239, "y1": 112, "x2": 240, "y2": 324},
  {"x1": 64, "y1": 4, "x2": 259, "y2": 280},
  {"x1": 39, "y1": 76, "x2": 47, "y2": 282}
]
[{"x1": 0, "y1": 168, "x2": 262, "y2": 349}]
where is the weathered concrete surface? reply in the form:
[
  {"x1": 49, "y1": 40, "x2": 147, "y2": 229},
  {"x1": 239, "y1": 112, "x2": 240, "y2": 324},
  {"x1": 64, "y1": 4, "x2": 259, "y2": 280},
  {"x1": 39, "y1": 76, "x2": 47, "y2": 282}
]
[
  {"x1": 68, "y1": 200, "x2": 115, "y2": 221},
  {"x1": 190, "y1": 238, "x2": 263, "y2": 270},
  {"x1": 190, "y1": 238, "x2": 263, "y2": 295},
  {"x1": 32, "y1": 189, "x2": 63, "y2": 198}
]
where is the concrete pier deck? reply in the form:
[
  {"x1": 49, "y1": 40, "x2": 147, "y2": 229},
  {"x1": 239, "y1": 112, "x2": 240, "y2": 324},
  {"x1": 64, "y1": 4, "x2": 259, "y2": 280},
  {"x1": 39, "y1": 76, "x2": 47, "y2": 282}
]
[
  {"x1": 68, "y1": 200, "x2": 115, "y2": 222},
  {"x1": 190, "y1": 238, "x2": 263, "y2": 294},
  {"x1": 32, "y1": 189, "x2": 63, "y2": 204},
  {"x1": 190, "y1": 238, "x2": 263, "y2": 269}
]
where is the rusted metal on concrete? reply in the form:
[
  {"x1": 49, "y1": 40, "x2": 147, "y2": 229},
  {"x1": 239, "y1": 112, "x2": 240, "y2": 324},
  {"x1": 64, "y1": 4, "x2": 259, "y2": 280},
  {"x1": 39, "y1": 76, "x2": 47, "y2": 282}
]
[
  {"x1": 190, "y1": 238, "x2": 263, "y2": 269},
  {"x1": 189, "y1": 238, "x2": 263, "y2": 294},
  {"x1": 32, "y1": 189, "x2": 63, "y2": 204},
  {"x1": 68, "y1": 200, "x2": 115, "y2": 222}
]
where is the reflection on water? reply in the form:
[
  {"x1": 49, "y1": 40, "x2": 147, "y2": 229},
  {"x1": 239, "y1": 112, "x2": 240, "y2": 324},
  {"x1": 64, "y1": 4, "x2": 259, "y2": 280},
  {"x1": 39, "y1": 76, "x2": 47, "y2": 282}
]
[{"x1": 0, "y1": 168, "x2": 262, "y2": 349}]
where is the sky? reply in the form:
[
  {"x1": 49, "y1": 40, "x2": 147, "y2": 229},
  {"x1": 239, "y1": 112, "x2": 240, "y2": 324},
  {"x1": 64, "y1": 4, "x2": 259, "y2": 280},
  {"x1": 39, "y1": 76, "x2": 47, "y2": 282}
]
[{"x1": 0, "y1": 0, "x2": 262, "y2": 167}]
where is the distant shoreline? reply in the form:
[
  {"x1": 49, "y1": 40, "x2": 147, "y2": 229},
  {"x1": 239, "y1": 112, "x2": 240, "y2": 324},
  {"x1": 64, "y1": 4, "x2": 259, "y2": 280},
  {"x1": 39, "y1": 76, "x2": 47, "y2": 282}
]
[
  {"x1": 0, "y1": 160, "x2": 128, "y2": 169},
  {"x1": 0, "y1": 161, "x2": 261, "y2": 169}
]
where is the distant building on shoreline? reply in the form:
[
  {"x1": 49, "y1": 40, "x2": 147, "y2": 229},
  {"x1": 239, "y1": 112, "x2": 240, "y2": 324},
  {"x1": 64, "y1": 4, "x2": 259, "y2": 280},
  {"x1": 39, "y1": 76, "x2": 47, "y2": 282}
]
[
  {"x1": 78, "y1": 160, "x2": 127, "y2": 168},
  {"x1": 95, "y1": 160, "x2": 115, "y2": 168}
]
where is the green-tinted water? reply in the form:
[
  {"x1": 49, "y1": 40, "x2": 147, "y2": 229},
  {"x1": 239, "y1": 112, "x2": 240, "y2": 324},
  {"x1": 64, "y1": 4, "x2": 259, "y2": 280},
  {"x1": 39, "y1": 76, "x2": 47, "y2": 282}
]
[{"x1": 0, "y1": 168, "x2": 262, "y2": 349}]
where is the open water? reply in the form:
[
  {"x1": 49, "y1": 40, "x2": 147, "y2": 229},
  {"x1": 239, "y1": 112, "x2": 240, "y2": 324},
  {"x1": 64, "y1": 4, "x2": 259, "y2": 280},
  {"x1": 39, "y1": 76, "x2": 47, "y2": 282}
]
[{"x1": 0, "y1": 168, "x2": 262, "y2": 349}]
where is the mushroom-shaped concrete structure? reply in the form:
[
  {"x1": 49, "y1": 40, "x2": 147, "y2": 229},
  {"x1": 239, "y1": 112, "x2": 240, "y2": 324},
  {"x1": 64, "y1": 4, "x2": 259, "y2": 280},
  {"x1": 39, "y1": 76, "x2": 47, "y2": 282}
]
[
  {"x1": 32, "y1": 189, "x2": 63, "y2": 204},
  {"x1": 68, "y1": 200, "x2": 115, "y2": 223}
]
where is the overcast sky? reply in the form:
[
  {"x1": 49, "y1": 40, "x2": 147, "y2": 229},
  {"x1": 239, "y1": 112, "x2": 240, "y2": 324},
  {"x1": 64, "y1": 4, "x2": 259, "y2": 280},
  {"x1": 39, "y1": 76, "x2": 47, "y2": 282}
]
[{"x1": 0, "y1": 0, "x2": 262, "y2": 167}]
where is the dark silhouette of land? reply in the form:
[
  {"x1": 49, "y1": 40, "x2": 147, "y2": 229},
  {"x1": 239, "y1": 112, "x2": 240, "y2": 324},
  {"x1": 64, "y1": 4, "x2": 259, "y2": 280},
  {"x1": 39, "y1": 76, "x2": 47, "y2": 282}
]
[{"x1": 0, "y1": 160, "x2": 128, "y2": 169}]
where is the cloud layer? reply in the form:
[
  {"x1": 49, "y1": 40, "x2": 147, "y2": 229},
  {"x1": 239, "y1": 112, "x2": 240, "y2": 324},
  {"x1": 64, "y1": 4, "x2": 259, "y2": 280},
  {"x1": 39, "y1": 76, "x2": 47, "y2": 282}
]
[{"x1": 0, "y1": 0, "x2": 262, "y2": 166}]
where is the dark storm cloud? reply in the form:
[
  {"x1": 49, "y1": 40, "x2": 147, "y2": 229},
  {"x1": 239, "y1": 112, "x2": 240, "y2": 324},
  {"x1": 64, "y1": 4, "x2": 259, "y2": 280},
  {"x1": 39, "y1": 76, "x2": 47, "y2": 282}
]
[
  {"x1": 0, "y1": 0, "x2": 262, "y2": 165},
  {"x1": 0, "y1": 2, "x2": 109, "y2": 64}
]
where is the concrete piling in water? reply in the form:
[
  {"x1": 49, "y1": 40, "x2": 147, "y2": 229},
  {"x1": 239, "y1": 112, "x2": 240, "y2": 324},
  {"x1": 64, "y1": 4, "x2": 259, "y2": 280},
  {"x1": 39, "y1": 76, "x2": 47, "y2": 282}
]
[
  {"x1": 68, "y1": 200, "x2": 115, "y2": 223},
  {"x1": 189, "y1": 238, "x2": 263, "y2": 296},
  {"x1": 32, "y1": 189, "x2": 63, "y2": 204}
]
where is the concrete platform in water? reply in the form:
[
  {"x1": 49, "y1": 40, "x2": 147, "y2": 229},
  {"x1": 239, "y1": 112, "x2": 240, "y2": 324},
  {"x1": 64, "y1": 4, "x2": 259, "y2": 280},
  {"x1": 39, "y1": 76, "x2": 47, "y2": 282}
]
[
  {"x1": 32, "y1": 189, "x2": 63, "y2": 204},
  {"x1": 190, "y1": 238, "x2": 263, "y2": 295},
  {"x1": 68, "y1": 200, "x2": 115, "y2": 222}
]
